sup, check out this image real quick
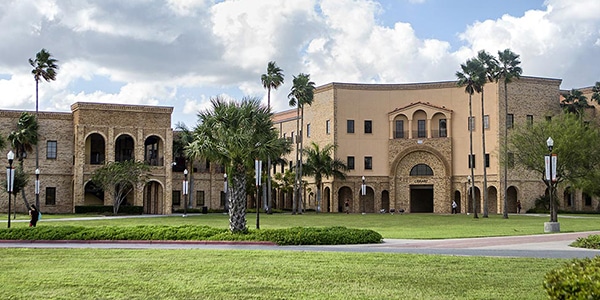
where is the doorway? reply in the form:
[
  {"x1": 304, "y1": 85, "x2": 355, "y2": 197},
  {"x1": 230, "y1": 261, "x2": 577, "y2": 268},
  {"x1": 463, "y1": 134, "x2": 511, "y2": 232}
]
[{"x1": 410, "y1": 185, "x2": 433, "y2": 212}]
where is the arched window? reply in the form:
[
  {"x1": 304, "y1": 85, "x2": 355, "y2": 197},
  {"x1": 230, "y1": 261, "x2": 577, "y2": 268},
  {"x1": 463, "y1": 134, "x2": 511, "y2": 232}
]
[{"x1": 410, "y1": 164, "x2": 433, "y2": 176}]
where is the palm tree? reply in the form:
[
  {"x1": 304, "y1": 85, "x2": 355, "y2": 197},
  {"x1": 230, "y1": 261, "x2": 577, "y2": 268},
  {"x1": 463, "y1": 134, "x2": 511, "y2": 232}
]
[
  {"x1": 591, "y1": 82, "x2": 600, "y2": 104},
  {"x1": 175, "y1": 122, "x2": 196, "y2": 214},
  {"x1": 560, "y1": 89, "x2": 589, "y2": 117},
  {"x1": 456, "y1": 58, "x2": 486, "y2": 218},
  {"x1": 288, "y1": 73, "x2": 315, "y2": 215},
  {"x1": 476, "y1": 50, "x2": 499, "y2": 218},
  {"x1": 29, "y1": 48, "x2": 59, "y2": 209},
  {"x1": 188, "y1": 96, "x2": 291, "y2": 233},
  {"x1": 261, "y1": 61, "x2": 284, "y2": 213},
  {"x1": 496, "y1": 49, "x2": 523, "y2": 219},
  {"x1": 7, "y1": 112, "x2": 39, "y2": 211},
  {"x1": 302, "y1": 142, "x2": 347, "y2": 213}
]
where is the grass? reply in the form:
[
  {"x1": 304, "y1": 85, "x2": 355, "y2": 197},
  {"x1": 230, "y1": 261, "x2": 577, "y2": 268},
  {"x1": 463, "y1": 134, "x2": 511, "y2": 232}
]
[
  {"x1": 7, "y1": 212, "x2": 600, "y2": 239},
  {"x1": 0, "y1": 248, "x2": 563, "y2": 300},
  {"x1": 2, "y1": 212, "x2": 598, "y2": 299}
]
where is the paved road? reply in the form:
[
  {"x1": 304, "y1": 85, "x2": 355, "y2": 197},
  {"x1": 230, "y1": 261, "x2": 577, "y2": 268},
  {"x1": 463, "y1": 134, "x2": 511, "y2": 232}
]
[{"x1": 1, "y1": 231, "x2": 599, "y2": 259}]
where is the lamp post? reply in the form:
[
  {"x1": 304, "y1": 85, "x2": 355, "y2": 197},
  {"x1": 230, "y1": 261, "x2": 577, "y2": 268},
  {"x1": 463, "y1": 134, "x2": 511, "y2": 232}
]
[
  {"x1": 183, "y1": 169, "x2": 188, "y2": 217},
  {"x1": 6, "y1": 151, "x2": 15, "y2": 228},
  {"x1": 361, "y1": 176, "x2": 366, "y2": 214},
  {"x1": 223, "y1": 173, "x2": 228, "y2": 213},
  {"x1": 544, "y1": 137, "x2": 560, "y2": 232},
  {"x1": 255, "y1": 159, "x2": 261, "y2": 229},
  {"x1": 35, "y1": 168, "x2": 40, "y2": 204}
]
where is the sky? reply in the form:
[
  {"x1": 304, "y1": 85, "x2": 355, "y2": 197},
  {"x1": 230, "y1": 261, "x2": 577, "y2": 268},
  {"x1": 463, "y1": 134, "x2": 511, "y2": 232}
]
[{"x1": 1, "y1": 0, "x2": 599, "y2": 128}]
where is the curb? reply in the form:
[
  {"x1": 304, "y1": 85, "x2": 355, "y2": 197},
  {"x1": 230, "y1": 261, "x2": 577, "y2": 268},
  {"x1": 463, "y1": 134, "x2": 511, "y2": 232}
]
[{"x1": 0, "y1": 240, "x2": 279, "y2": 246}]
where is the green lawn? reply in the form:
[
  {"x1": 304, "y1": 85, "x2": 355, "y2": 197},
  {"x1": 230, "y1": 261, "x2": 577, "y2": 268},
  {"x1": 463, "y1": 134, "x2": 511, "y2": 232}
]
[
  {"x1": 1, "y1": 248, "x2": 563, "y2": 300},
  {"x1": 8, "y1": 212, "x2": 600, "y2": 239},
  {"x1": 3, "y1": 212, "x2": 597, "y2": 299}
]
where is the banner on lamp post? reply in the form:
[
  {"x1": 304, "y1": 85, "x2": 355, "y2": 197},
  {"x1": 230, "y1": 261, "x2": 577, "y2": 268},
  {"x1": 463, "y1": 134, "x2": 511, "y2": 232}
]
[
  {"x1": 6, "y1": 167, "x2": 14, "y2": 192},
  {"x1": 544, "y1": 154, "x2": 557, "y2": 182}
]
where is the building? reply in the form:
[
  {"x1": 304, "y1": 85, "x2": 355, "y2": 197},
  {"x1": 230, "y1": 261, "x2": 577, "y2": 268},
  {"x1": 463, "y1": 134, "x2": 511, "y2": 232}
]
[{"x1": 1, "y1": 76, "x2": 599, "y2": 215}]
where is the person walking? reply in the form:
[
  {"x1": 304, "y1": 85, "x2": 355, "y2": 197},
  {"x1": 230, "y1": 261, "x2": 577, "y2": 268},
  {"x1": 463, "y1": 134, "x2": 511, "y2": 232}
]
[
  {"x1": 29, "y1": 205, "x2": 39, "y2": 227},
  {"x1": 451, "y1": 200, "x2": 458, "y2": 214},
  {"x1": 517, "y1": 200, "x2": 522, "y2": 214},
  {"x1": 344, "y1": 199, "x2": 350, "y2": 214}
]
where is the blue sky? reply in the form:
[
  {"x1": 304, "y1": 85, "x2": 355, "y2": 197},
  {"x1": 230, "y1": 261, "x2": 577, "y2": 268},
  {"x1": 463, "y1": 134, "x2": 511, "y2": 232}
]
[{"x1": 0, "y1": 0, "x2": 598, "y2": 128}]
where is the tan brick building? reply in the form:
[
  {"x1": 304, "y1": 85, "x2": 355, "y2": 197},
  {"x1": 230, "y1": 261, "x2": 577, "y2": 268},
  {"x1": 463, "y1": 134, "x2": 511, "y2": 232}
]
[
  {"x1": 1, "y1": 76, "x2": 598, "y2": 215},
  {"x1": 273, "y1": 76, "x2": 599, "y2": 214}
]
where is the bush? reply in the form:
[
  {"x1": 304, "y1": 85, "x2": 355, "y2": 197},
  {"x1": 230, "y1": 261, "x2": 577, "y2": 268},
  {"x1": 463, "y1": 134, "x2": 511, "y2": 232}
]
[
  {"x1": 571, "y1": 235, "x2": 600, "y2": 250},
  {"x1": 0, "y1": 225, "x2": 382, "y2": 245},
  {"x1": 543, "y1": 256, "x2": 600, "y2": 299}
]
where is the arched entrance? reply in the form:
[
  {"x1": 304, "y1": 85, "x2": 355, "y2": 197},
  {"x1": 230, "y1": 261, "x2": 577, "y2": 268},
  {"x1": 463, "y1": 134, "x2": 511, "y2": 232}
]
[
  {"x1": 454, "y1": 190, "x2": 462, "y2": 213},
  {"x1": 381, "y1": 190, "x2": 390, "y2": 212},
  {"x1": 360, "y1": 186, "x2": 375, "y2": 213},
  {"x1": 144, "y1": 181, "x2": 163, "y2": 214},
  {"x1": 84, "y1": 181, "x2": 104, "y2": 205},
  {"x1": 487, "y1": 186, "x2": 498, "y2": 214},
  {"x1": 467, "y1": 186, "x2": 481, "y2": 213},
  {"x1": 85, "y1": 133, "x2": 105, "y2": 165},
  {"x1": 338, "y1": 186, "x2": 353, "y2": 213},
  {"x1": 507, "y1": 186, "x2": 518, "y2": 213},
  {"x1": 410, "y1": 185, "x2": 433, "y2": 212}
]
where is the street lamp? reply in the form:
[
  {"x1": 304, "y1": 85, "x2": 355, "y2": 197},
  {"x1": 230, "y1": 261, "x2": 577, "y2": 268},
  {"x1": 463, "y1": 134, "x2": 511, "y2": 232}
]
[
  {"x1": 6, "y1": 151, "x2": 15, "y2": 228},
  {"x1": 223, "y1": 173, "x2": 228, "y2": 213},
  {"x1": 547, "y1": 137, "x2": 556, "y2": 223},
  {"x1": 183, "y1": 169, "x2": 188, "y2": 217},
  {"x1": 35, "y1": 168, "x2": 40, "y2": 203},
  {"x1": 361, "y1": 176, "x2": 366, "y2": 214}
]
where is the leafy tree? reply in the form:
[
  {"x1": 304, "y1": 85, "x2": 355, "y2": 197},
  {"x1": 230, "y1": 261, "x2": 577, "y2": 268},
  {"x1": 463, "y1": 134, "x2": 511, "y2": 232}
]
[
  {"x1": 560, "y1": 89, "x2": 589, "y2": 117},
  {"x1": 456, "y1": 58, "x2": 486, "y2": 218},
  {"x1": 496, "y1": 48, "x2": 523, "y2": 219},
  {"x1": 91, "y1": 160, "x2": 150, "y2": 214},
  {"x1": 302, "y1": 142, "x2": 347, "y2": 213},
  {"x1": 288, "y1": 73, "x2": 315, "y2": 214},
  {"x1": 7, "y1": 112, "x2": 38, "y2": 209},
  {"x1": 591, "y1": 81, "x2": 600, "y2": 104},
  {"x1": 508, "y1": 114, "x2": 600, "y2": 222},
  {"x1": 29, "y1": 48, "x2": 58, "y2": 208},
  {"x1": 188, "y1": 97, "x2": 291, "y2": 233},
  {"x1": 261, "y1": 61, "x2": 284, "y2": 212},
  {"x1": 476, "y1": 50, "x2": 499, "y2": 218}
]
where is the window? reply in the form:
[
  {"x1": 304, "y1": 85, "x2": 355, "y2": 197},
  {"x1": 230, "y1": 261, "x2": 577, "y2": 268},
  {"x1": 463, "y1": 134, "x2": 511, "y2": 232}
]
[
  {"x1": 468, "y1": 117, "x2": 475, "y2": 131},
  {"x1": 47, "y1": 141, "x2": 57, "y2": 159},
  {"x1": 485, "y1": 154, "x2": 490, "y2": 168},
  {"x1": 347, "y1": 120, "x2": 354, "y2": 133},
  {"x1": 395, "y1": 120, "x2": 404, "y2": 138},
  {"x1": 172, "y1": 191, "x2": 181, "y2": 206},
  {"x1": 326, "y1": 120, "x2": 331, "y2": 134},
  {"x1": 347, "y1": 156, "x2": 355, "y2": 170},
  {"x1": 507, "y1": 152, "x2": 515, "y2": 168},
  {"x1": 409, "y1": 164, "x2": 433, "y2": 176},
  {"x1": 484, "y1": 115, "x2": 490, "y2": 129},
  {"x1": 468, "y1": 154, "x2": 476, "y2": 168},
  {"x1": 364, "y1": 120, "x2": 372, "y2": 134},
  {"x1": 196, "y1": 191, "x2": 205, "y2": 206},
  {"x1": 526, "y1": 115, "x2": 533, "y2": 126},
  {"x1": 306, "y1": 123, "x2": 311, "y2": 138},
  {"x1": 417, "y1": 120, "x2": 426, "y2": 138},
  {"x1": 45, "y1": 187, "x2": 56, "y2": 205},
  {"x1": 364, "y1": 156, "x2": 372, "y2": 170},
  {"x1": 507, "y1": 114, "x2": 514, "y2": 129},
  {"x1": 439, "y1": 119, "x2": 447, "y2": 137}
]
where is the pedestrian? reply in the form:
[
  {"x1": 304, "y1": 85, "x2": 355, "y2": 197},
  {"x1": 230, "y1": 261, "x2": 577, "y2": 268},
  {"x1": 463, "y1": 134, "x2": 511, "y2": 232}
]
[
  {"x1": 517, "y1": 200, "x2": 522, "y2": 214},
  {"x1": 451, "y1": 200, "x2": 458, "y2": 214},
  {"x1": 344, "y1": 199, "x2": 350, "y2": 214},
  {"x1": 29, "y1": 204, "x2": 39, "y2": 227}
]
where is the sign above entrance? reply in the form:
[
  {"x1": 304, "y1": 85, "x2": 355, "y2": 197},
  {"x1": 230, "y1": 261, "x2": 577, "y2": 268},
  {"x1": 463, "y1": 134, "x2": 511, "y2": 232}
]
[{"x1": 413, "y1": 179, "x2": 428, "y2": 184}]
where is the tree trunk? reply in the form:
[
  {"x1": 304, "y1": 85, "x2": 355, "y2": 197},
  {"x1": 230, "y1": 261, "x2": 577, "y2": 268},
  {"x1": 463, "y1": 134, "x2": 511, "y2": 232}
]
[
  {"x1": 292, "y1": 107, "x2": 300, "y2": 214},
  {"x1": 229, "y1": 170, "x2": 247, "y2": 233},
  {"x1": 35, "y1": 78, "x2": 40, "y2": 209},
  {"x1": 316, "y1": 182, "x2": 322, "y2": 213},
  {"x1": 298, "y1": 106, "x2": 305, "y2": 214},
  {"x1": 481, "y1": 89, "x2": 489, "y2": 218},
  {"x1": 469, "y1": 94, "x2": 478, "y2": 218}
]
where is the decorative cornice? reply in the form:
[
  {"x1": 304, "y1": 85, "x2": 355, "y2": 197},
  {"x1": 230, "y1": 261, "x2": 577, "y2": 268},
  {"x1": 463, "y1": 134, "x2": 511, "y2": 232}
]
[
  {"x1": 0, "y1": 109, "x2": 71, "y2": 120},
  {"x1": 71, "y1": 102, "x2": 173, "y2": 114},
  {"x1": 389, "y1": 101, "x2": 453, "y2": 115}
]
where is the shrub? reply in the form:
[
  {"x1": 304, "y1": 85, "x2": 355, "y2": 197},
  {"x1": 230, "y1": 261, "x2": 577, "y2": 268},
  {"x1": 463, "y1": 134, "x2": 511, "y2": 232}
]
[
  {"x1": 0, "y1": 225, "x2": 382, "y2": 245},
  {"x1": 543, "y1": 256, "x2": 600, "y2": 299},
  {"x1": 570, "y1": 235, "x2": 600, "y2": 250}
]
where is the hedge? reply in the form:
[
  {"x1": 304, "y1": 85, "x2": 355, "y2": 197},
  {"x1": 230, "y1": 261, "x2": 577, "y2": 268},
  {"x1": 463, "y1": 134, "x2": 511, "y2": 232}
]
[
  {"x1": 570, "y1": 234, "x2": 600, "y2": 250},
  {"x1": 0, "y1": 225, "x2": 382, "y2": 246},
  {"x1": 543, "y1": 256, "x2": 600, "y2": 299}
]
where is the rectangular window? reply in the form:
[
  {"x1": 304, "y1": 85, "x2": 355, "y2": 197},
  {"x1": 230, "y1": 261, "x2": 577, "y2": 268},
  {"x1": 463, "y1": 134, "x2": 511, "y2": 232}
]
[
  {"x1": 395, "y1": 120, "x2": 404, "y2": 138},
  {"x1": 417, "y1": 120, "x2": 426, "y2": 138},
  {"x1": 468, "y1": 117, "x2": 476, "y2": 131},
  {"x1": 526, "y1": 115, "x2": 533, "y2": 126},
  {"x1": 507, "y1": 114, "x2": 514, "y2": 129},
  {"x1": 347, "y1": 120, "x2": 355, "y2": 133},
  {"x1": 46, "y1": 141, "x2": 57, "y2": 159},
  {"x1": 306, "y1": 123, "x2": 311, "y2": 138},
  {"x1": 485, "y1": 153, "x2": 490, "y2": 168},
  {"x1": 364, "y1": 120, "x2": 372, "y2": 134},
  {"x1": 364, "y1": 156, "x2": 372, "y2": 170},
  {"x1": 196, "y1": 191, "x2": 205, "y2": 206},
  {"x1": 507, "y1": 152, "x2": 515, "y2": 168},
  {"x1": 45, "y1": 187, "x2": 56, "y2": 205},
  {"x1": 326, "y1": 120, "x2": 331, "y2": 134},
  {"x1": 347, "y1": 156, "x2": 355, "y2": 170},
  {"x1": 439, "y1": 119, "x2": 447, "y2": 137},
  {"x1": 172, "y1": 191, "x2": 181, "y2": 206},
  {"x1": 484, "y1": 115, "x2": 490, "y2": 130},
  {"x1": 468, "y1": 154, "x2": 476, "y2": 168}
]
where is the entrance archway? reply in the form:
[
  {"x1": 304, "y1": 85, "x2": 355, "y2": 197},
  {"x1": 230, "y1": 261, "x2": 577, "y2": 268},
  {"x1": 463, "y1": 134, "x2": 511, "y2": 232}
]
[
  {"x1": 487, "y1": 186, "x2": 498, "y2": 214},
  {"x1": 381, "y1": 190, "x2": 390, "y2": 212},
  {"x1": 454, "y1": 190, "x2": 461, "y2": 213},
  {"x1": 360, "y1": 187, "x2": 375, "y2": 213},
  {"x1": 144, "y1": 181, "x2": 163, "y2": 214},
  {"x1": 84, "y1": 181, "x2": 104, "y2": 205},
  {"x1": 467, "y1": 186, "x2": 481, "y2": 213},
  {"x1": 507, "y1": 186, "x2": 518, "y2": 213},
  {"x1": 338, "y1": 186, "x2": 353, "y2": 212},
  {"x1": 410, "y1": 185, "x2": 433, "y2": 212}
]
